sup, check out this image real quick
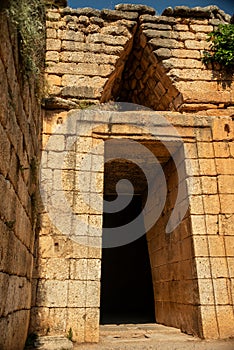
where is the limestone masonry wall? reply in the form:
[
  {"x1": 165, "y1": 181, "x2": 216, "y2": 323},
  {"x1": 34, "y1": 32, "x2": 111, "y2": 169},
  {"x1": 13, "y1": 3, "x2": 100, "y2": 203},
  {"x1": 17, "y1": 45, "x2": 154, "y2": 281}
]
[
  {"x1": 35, "y1": 2, "x2": 234, "y2": 344},
  {"x1": 37, "y1": 108, "x2": 234, "y2": 341},
  {"x1": 44, "y1": 4, "x2": 234, "y2": 115},
  {"x1": 1, "y1": 1, "x2": 234, "y2": 349},
  {"x1": 0, "y1": 8, "x2": 42, "y2": 350},
  {"x1": 146, "y1": 113, "x2": 234, "y2": 338}
]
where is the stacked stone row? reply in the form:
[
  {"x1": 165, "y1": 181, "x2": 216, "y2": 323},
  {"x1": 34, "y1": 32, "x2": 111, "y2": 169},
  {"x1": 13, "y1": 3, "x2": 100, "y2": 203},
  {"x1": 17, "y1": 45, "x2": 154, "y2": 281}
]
[
  {"x1": 140, "y1": 7, "x2": 233, "y2": 113},
  {"x1": 45, "y1": 4, "x2": 233, "y2": 114},
  {"x1": 45, "y1": 5, "x2": 156, "y2": 109}
]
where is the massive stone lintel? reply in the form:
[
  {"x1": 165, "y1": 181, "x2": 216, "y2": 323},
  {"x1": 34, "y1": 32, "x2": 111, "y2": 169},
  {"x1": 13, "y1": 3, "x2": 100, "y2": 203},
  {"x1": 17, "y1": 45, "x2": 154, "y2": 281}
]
[
  {"x1": 115, "y1": 3, "x2": 156, "y2": 15},
  {"x1": 162, "y1": 5, "x2": 231, "y2": 22}
]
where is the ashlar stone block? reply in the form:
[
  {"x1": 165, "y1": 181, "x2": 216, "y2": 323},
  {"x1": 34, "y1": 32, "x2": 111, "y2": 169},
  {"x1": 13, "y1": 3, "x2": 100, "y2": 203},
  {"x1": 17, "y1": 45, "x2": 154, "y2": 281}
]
[{"x1": 37, "y1": 280, "x2": 68, "y2": 307}]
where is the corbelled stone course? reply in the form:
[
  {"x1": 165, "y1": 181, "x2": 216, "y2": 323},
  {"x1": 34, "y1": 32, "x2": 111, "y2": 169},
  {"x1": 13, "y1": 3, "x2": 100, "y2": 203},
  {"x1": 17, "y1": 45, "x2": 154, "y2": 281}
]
[{"x1": 44, "y1": 4, "x2": 234, "y2": 114}]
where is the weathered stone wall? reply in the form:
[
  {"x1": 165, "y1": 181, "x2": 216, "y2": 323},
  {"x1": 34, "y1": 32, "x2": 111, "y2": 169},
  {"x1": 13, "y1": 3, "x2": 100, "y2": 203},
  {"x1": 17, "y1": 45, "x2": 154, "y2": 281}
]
[
  {"x1": 190, "y1": 116, "x2": 234, "y2": 339},
  {"x1": 0, "y1": 8, "x2": 42, "y2": 350},
  {"x1": 44, "y1": 5, "x2": 233, "y2": 115},
  {"x1": 34, "y1": 107, "x2": 234, "y2": 341},
  {"x1": 31, "y1": 2, "x2": 234, "y2": 345},
  {"x1": 141, "y1": 7, "x2": 233, "y2": 113},
  {"x1": 30, "y1": 109, "x2": 104, "y2": 342},
  {"x1": 145, "y1": 113, "x2": 234, "y2": 338},
  {"x1": 146, "y1": 153, "x2": 201, "y2": 336},
  {"x1": 144, "y1": 112, "x2": 234, "y2": 339},
  {"x1": 44, "y1": 6, "x2": 141, "y2": 109}
]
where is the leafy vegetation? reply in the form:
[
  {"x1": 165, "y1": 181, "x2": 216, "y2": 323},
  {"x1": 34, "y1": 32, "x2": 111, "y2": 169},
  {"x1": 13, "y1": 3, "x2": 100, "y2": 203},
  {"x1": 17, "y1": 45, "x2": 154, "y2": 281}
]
[
  {"x1": 67, "y1": 327, "x2": 73, "y2": 341},
  {"x1": 8, "y1": 0, "x2": 45, "y2": 79},
  {"x1": 202, "y1": 23, "x2": 234, "y2": 68}
]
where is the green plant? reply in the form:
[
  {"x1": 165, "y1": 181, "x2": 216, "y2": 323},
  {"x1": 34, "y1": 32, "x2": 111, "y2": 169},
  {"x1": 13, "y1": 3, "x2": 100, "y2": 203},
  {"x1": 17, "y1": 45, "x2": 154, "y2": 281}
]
[
  {"x1": 8, "y1": 0, "x2": 45, "y2": 79},
  {"x1": 202, "y1": 24, "x2": 234, "y2": 68},
  {"x1": 67, "y1": 327, "x2": 73, "y2": 341}
]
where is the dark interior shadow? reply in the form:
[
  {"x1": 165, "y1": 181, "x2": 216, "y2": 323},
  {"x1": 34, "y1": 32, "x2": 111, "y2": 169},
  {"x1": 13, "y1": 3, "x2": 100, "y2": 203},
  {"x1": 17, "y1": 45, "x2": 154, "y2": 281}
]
[{"x1": 100, "y1": 195, "x2": 155, "y2": 325}]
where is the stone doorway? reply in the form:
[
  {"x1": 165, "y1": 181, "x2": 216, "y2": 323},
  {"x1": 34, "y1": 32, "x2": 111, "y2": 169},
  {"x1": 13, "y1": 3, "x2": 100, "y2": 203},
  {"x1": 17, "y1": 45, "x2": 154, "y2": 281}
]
[
  {"x1": 35, "y1": 109, "x2": 222, "y2": 341},
  {"x1": 100, "y1": 194, "x2": 155, "y2": 325},
  {"x1": 99, "y1": 135, "x2": 187, "y2": 329}
]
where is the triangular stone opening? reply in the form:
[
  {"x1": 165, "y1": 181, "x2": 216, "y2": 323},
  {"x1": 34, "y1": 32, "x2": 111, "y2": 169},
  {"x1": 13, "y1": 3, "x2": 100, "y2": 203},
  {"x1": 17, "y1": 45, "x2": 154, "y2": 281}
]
[{"x1": 101, "y1": 26, "x2": 183, "y2": 111}]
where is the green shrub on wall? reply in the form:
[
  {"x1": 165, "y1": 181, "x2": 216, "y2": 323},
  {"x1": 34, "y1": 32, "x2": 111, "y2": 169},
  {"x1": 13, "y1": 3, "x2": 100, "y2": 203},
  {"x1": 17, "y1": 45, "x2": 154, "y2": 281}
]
[
  {"x1": 202, "y1": 23, "x2": 234, "y2": 68},
  {"x1": 8, "y1": 0, "x2": 45, "y2": 79}
]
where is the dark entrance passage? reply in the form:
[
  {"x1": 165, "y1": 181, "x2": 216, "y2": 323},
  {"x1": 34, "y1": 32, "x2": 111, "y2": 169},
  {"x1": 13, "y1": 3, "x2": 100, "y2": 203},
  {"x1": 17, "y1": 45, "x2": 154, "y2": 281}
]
[{"x1": 100, "y1": 195, "x2": 155, "y2": 324}]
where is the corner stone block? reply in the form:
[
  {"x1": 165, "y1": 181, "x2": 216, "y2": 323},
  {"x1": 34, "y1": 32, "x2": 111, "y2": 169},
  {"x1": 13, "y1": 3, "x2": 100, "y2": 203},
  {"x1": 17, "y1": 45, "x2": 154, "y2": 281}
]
[
  {"x1": 195, "y1": 257, "x2": 212, "y2": 279},
  {"x1": 46, "y1": 74, "x2": 61, "y2": 87},
  {"x1": 37, "y1": 280, "x2": 68, "y2": 307},
  {"x1": 46, "y1": 39, "x2": 61, "y2": 51},
  {"x1": 199, "y1": 305, "x2": 219, "y2": 339},
  {"x1": 46, "y1": 28, "x2": 57, "y2": 39},
  {"x1": 46, "y1": 51, "x2": 59, "y2": 62},
  {"x1": 216, "y1": 305, "x2": 234, "y2": 338},
  {"x1": 28, "y1": 307, "x2": 50, "y2": 335},
  {"x1": 197, "y1": 279, "x2": 215, "y2": 304},
  {"x1": 85, "y1": 308, "x2": 100, "y2": 343},
  {"x1": 189, "y1": 195, "x2": 204, "y2": 215},
  {"x1": 89, "y1": 215, "x2": 103, "y2": 231},
  {"x1": 86, "y1": 281, "x2": 100, "y2": 307},
  {"x1": 67, "y1": 308, "x2": 86, "y2": 342},
  {"x1": 90, "y1": 171, "x2": 104, "y2": 194},
  {"x1": 193, "y1": 236, "x2": 209, "y2": 257},
  {"x1": 47, "y1": 308, "x2": 68, "y2": 335},
  {"x1": 46, "y1": 11, "x2": 61, "y2": 22},
  {"x1": 87, "y1": 259, "x2": 101, "y2": 281}
]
